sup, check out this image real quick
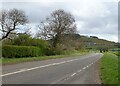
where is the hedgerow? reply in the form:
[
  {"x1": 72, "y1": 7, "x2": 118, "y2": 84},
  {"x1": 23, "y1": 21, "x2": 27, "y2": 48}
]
[{"x1": 2, "y1": 45, "x2": 41, "y2": 58}]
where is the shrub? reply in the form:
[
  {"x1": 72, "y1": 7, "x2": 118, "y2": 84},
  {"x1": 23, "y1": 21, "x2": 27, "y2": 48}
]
[
  {"x1": 2, "y1": 45, "x2": 41, "y2": 58},
  {"x1": 44, "y1": 48, "x2": 56, "y2": 56},
  {"x1": 12, "y1": 34, "x2": 32, "y2": 46},
  {"x1": 11, "y1": 34, "x2": 49, "y2": 55},
  {"x1": 30, "y1": 38, "x2": 49, "y2": 55}
]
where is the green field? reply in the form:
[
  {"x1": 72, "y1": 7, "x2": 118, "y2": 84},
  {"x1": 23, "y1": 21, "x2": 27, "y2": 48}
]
[{"x1": 100, "y1": 52, "x2": 118, "y2": 84}]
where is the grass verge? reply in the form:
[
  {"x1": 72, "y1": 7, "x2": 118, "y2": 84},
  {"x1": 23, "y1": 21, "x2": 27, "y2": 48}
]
[
  {"x1": 2, "y1": 52, "x2": 89, "y2": 65},
  {"x1": 100, "y1": 52, "x2": 118, "y2": 84}
]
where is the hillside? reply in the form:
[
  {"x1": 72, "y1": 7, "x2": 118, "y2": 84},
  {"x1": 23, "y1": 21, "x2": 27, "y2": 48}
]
[{"x1": 73, "y1": 34, "x2": 117, "y2": 51}]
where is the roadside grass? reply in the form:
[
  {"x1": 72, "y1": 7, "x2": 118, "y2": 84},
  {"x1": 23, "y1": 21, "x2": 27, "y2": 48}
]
[
  {"x1": 100, "y1": 52, "x2": 118, "y2": 84},
  {"x1": 2, "y1": 51, "x2": 90, "y2": 65}
]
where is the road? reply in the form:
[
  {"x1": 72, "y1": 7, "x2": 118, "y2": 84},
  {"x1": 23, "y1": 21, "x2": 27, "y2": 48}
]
[{"x1": 2, "y1": 53, "x2": 103, "y2": 84}]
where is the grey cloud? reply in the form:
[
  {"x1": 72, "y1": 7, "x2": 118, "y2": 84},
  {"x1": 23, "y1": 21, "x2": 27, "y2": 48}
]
[
  {"x1": 77, "y1": 2, "x2": 117, "y2": 37},
  {"x1": 1, "y1": 1, "x2": 118, "y2": 42},
  {"x1": 2, "y1": 2, "x2": 70, "y2": 23}
]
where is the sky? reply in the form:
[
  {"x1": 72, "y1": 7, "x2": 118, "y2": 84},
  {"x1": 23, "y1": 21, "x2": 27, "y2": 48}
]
[{"x1": 0, "y1": 0, "x2": 119, "y2": 42}]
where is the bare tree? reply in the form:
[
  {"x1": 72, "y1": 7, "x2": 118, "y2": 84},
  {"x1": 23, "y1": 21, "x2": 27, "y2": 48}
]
[
  {"x1": 0, "y1": 8, "x2": 28, "y2": 41},
  {"x1": 37, "y1": 9, "x2": 76, "y2": 48}
]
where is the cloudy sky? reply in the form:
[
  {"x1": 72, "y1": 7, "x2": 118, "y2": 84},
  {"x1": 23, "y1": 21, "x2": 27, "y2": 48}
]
[{"x1": 1, "y1": 0, "x2": 119, "y2": 42}]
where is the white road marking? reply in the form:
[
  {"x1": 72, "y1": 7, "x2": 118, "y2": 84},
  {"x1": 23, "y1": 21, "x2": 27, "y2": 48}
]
[
  {"x1": 71, "y1": 73, "x2": 76, "y2": 76},
  {"x1": 52, "y1": 57, "x2": 101, "y2": 84},
  {"x1": 53, "y1": 61, "x2": 96, "y2": 83},
  {"x1": 1, "y1": 58, "x2": 79, "y2": 77},
  {"x1": 82, "y1": 67, "x2": 86, "y2": 70}
]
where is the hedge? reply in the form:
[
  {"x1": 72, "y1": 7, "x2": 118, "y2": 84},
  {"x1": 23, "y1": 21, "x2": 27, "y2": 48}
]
[{"x1": 2, "y1": 45, "x2": 41, "y2": 58}]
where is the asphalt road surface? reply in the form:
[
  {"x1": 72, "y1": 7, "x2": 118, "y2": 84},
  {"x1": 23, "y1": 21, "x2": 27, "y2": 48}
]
[{"x1": 2, "y1": 53, "x2": 103, "y2": 84}]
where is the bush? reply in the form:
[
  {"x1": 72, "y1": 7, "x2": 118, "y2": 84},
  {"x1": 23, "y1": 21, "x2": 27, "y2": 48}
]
[
  {"x1": 12, "y1": 34, "x2": 32, "y2": 46},
  {"x1": 2, "y1": 45, "x2": 41, "y2": 58},
  {"x1": 11, "y1": 34, "x2": 49, "y2": 55},
  {"x1": 30, "y1": 38, "x2": 49, "y2": 55},
  {"x1": 44, "y1": 48, "x2": 56, "y2": 56}
]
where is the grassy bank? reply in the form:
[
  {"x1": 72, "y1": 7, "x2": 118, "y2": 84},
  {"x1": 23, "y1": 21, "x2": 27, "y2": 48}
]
[
  {"x1": 2, "y1": 51, "x2": 89, "y2": 65},
  {"x1": 100, "y1": 52, "x2": 118, "y2": 84}
]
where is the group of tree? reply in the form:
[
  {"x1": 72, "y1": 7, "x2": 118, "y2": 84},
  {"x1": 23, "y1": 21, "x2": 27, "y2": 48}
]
[
  {"x1": 1, "y1": 8, "x2": 117, "y2": 58},
  {"x1": 0, "y1": 8, "x2": 80, "y2": 58}
]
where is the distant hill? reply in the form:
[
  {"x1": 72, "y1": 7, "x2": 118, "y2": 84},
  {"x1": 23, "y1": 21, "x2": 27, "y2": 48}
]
[
  {"x1": 79, "y1": 35, "x2": 115, "y2": 44},
  {"x1": 49, "y1": 33, "x2": 117, "y2": 50},
  {"x1": 67, "y1": 34, "x2": 116, "y2": 44},
  {"x1": 77, "y1": 35, "x2": 117, "y2": 50},
  {"x1": 65, "y1": 34, "x2": 117, "y2": 50}
]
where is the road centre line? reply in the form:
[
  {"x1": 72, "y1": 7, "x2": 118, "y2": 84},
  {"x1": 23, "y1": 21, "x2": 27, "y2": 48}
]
[
  {"x1": 1, "y1": 58, "x2": 80, "y2": 77},
  {"x1": 2, "y1": 54, "x2": 101, "y2": 77},
  {"x1": 52, "y1": 61, "x2": 97, "y2": 84}
]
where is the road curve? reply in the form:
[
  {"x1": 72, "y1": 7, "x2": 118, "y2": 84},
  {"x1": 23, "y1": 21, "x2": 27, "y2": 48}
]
[{"x1": 2, "y1": 53, "x2": 103, "y2": 84}]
